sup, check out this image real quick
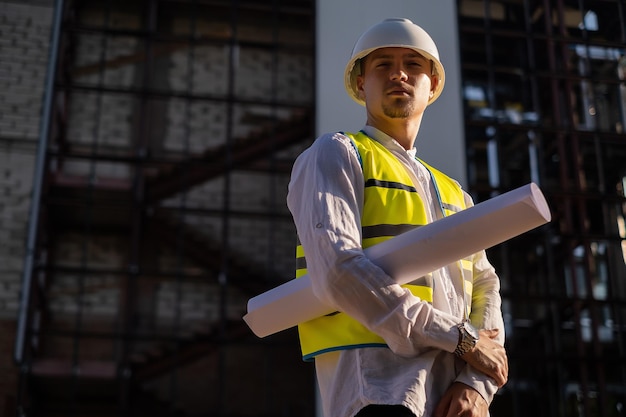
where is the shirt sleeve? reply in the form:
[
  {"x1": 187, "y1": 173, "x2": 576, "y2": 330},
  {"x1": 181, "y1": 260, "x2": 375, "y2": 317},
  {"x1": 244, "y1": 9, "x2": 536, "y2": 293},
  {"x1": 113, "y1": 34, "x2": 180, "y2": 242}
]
[
  {"x1": 286, "y1": 132, "x2": 460, "y2": 357},
  {"x1": 454, "y1": 192, "x2": 506, "y2": 403}
]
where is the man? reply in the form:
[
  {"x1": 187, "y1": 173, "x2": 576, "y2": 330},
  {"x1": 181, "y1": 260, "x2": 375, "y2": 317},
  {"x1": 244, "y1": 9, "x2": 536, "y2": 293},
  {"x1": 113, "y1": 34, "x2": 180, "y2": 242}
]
[{"x1": 286, "y1": 18, "x2": 508, "y2": 417}]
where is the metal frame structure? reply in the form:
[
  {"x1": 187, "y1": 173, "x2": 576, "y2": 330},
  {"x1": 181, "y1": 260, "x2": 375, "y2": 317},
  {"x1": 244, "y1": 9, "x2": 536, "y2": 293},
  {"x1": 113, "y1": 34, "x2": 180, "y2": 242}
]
[
  {"x1": 15, "y1": 0, "x2": 316, "y2": 415},
  {"x1": 13, "y1": 0, "x2": 626, "y2": 416},
  {"x1": 459, "y1": 0, "x2": 626, "y2": 416}
]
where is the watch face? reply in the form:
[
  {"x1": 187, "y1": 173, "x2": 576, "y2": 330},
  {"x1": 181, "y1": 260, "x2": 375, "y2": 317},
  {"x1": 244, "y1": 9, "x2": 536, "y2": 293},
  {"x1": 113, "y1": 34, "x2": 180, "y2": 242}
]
[{"x1": 463, "y1": 321, "x2": 480, "y2": 339}]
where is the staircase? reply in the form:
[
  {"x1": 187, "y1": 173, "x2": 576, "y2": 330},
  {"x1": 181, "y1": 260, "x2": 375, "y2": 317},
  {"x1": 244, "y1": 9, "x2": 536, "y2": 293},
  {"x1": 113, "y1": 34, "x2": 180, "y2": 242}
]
[{"x1": 18, "y1": 110, "x2": 314, "y2": 416}]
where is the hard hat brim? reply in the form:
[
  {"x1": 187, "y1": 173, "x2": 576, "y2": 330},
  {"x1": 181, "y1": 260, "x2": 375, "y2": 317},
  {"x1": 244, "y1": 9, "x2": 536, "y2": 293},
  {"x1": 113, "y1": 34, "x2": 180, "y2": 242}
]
[{"x1": 343, "y1": 18, "x2": 446, "y2": 107}]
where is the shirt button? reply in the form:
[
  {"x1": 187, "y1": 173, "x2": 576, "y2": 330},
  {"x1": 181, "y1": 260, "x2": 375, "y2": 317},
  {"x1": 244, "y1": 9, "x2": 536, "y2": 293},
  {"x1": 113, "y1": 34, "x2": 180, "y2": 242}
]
[
  {"x1": 448, "y1": 291, "x2": 454, "y2": 299},
  {"x1": 315, "y1": 223, "x2": 323, "y2": 229}
]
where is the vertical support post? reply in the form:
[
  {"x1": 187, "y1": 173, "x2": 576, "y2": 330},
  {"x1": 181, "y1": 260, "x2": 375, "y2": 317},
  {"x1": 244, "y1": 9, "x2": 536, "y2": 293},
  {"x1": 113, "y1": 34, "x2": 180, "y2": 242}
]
[{"x1": 14, "y1": 0, "x2": 65, "y2": 366}]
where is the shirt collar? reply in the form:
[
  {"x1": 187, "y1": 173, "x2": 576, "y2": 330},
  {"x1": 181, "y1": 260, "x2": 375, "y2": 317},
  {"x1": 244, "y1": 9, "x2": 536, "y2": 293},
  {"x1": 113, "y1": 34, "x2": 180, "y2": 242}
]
[{"x1": 361, "y1": 125, "x2": 417, "y2": 159}]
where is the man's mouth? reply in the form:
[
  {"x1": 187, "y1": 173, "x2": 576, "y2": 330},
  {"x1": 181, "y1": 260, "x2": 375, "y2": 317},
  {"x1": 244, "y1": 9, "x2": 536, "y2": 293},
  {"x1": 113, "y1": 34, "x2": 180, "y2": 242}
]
[{"x1": 387, "y1": 85, "x2": 412, "y2": 97}]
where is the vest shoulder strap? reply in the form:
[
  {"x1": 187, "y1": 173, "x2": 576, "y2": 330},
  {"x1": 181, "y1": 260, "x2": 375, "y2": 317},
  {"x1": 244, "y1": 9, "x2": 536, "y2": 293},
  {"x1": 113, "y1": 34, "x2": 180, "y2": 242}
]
[{"x1": 340, "y1": 131, "x2": 363, "y2": 169}]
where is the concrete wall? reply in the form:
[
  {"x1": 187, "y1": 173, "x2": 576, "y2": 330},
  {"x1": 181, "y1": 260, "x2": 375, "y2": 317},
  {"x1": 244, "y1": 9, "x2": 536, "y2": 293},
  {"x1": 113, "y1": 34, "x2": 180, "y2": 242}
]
[
  {"x1": 314, "y1": 4, "x2": 464, "y2": 414},
  {"x1": 316, "y1": 0, "x2": 466, "y2": 186}
]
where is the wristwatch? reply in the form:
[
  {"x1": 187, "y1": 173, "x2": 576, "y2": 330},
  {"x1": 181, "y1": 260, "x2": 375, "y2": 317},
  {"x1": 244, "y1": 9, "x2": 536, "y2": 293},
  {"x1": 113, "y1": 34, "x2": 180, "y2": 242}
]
[{"x1": 454, "y1": 320, "x2": 479, "y2": 357}]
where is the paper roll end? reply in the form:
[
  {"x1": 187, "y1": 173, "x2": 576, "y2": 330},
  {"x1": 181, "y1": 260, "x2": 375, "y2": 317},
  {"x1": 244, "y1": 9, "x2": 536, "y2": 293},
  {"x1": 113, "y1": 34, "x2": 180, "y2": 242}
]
[
  {"x1": 528, "y1": 182, "x2": 552, "y2": 223},
  {"x1": 242, "y1": 312, "x2": 268, "y2": 338}
]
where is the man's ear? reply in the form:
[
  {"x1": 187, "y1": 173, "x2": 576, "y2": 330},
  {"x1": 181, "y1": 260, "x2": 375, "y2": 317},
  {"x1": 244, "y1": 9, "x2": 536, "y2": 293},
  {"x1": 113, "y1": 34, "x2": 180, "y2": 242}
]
[
  {"x1": 429, "y1": 74, "x2": 439, "y2": 98},
  {"x1": 356, "y1": 75, "x2": 366, "y2": 100}
]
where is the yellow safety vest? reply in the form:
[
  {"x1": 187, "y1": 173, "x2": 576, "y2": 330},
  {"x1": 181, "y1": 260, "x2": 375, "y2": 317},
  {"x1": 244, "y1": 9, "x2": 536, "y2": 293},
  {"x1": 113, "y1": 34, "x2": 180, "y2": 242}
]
[{"x1": 296, "y1": 131, "x2": 473, "y2": 361}]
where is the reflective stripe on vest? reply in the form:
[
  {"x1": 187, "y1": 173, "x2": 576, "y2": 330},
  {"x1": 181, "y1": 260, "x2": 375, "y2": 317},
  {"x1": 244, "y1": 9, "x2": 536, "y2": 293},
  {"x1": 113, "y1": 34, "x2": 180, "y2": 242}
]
[{"x1": 296, "y1": 131, "x2": 471, "y2": 360}]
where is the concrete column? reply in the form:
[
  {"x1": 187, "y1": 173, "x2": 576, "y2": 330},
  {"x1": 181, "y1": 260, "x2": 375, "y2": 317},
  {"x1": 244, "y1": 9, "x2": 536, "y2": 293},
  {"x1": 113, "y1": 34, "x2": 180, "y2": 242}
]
[
  {"x1": 315, "y1": 2, "x2": 464, "y2": 415},
  {"x1": 316, "y1": 0, "x2": 466, "y2": 186}
]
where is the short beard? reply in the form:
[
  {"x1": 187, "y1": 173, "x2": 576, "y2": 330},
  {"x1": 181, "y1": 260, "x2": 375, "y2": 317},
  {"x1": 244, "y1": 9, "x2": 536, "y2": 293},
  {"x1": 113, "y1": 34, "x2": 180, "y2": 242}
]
[{"x1": 382, "y1": 99, "x2": 415, "y2": 118}]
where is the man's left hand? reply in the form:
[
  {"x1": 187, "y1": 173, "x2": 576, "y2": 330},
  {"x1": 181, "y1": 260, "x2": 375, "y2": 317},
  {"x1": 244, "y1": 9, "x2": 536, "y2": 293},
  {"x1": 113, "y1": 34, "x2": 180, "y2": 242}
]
[{"x1": 433, "y1": 382, "x2": 489, "y2": 417}]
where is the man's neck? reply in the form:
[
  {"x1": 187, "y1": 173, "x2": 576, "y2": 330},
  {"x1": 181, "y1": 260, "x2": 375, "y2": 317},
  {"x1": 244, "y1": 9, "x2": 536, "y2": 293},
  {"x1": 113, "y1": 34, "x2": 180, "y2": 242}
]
[{"x1": 366, "y1": 115, "x2": 423, "y2": 151}]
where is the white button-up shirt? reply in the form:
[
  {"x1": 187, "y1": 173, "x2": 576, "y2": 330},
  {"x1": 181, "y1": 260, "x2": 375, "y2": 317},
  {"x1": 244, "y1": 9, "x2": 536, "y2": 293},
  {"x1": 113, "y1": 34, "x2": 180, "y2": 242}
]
[{"x1": 286, "y1": 126, "x2": 504, "y2": 417}]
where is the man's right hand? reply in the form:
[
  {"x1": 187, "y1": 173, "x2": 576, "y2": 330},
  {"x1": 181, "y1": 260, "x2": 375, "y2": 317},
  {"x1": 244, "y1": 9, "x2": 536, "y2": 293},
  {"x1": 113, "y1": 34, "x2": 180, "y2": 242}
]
[{"x1": 460, "y1": 329, "x2": 508, "y2": 387}]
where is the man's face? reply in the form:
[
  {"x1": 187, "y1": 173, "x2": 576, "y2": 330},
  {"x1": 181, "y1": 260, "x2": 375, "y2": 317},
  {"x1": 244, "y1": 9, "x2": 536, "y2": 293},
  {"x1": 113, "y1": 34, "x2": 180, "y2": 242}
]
[{"x1": 356, "y1": 47, "x2": 437, "y2": 119}]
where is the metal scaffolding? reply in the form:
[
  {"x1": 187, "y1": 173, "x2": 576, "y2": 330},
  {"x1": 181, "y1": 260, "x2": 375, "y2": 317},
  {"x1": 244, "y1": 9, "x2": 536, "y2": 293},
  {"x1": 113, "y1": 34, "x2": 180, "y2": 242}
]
[
  {"x1": 12, "y1": 0, "x2": 626, "y2": 416},
  {"x1": 14, "y1": 0, "x2": 315, "y2": 415},
  {"x1": 459, "y1": 0, "x2": 626, "y2": 416}
]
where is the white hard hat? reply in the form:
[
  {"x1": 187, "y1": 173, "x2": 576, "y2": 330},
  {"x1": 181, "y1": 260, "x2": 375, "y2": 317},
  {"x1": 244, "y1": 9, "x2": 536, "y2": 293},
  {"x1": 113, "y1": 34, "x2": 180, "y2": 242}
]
[{"x1": 344, "y1": 18, "x2": 446, "y2": 106}]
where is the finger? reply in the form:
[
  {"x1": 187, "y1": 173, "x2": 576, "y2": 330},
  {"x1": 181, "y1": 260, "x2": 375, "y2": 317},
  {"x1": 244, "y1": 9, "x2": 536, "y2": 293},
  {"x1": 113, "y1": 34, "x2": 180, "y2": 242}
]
[
  {"x1": 481, "y1": 328, "x2": 499, "y2": 339},
  {"x1": 495, "y1": 373, "x2": 506, "y2": 387},
  {"x1": 495, "y1": 366, "x2": 508, "y2": 387}
]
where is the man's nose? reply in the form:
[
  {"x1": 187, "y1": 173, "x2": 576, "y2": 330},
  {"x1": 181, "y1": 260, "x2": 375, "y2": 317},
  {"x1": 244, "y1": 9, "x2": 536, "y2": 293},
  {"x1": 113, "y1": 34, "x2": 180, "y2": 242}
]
[{"x1": 390, "y1": 66, "x2": 408, "y2": 81}]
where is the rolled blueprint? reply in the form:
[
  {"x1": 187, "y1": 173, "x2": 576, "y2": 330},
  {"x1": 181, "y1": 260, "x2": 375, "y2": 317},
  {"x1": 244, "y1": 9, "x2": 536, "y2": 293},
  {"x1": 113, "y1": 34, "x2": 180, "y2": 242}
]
[{"x1": 244, "y1": 182, "x2": 551, "y2": 338}]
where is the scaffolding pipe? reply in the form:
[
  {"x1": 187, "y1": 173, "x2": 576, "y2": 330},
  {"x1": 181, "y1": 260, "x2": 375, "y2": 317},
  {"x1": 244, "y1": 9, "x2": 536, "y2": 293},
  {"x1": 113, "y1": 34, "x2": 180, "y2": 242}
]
[{"x1": 14, "y1": 0, "x2": 65, "y2": 365}]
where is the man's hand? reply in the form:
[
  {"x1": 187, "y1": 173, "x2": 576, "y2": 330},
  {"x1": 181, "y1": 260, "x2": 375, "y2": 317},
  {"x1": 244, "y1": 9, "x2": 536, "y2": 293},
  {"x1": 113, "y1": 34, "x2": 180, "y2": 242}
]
[
  {"x1": 461, "y1": 329, "x2": 508, "y2": 387},
  {"x1": 433, "y1": 382, "x2": 489, "y2": 417}
]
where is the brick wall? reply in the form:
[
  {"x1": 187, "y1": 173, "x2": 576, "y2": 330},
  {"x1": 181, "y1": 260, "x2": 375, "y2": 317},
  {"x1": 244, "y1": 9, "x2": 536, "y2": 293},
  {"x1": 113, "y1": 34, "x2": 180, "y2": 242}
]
[
  {"x1": 0, "y1": 1, "x2": 313, "y2": 412},
  {"x1": 62, "y1": 4, "x2": 310, "y2": 286},
  {"x1": 0, "y1": 0, "x2": 308, "y2": 322},
  {"x1": 0, "y1": 1, "x2": 52, "y2": 140},
  {"x1": 0, "y1": 1, "x2": 53, "y2": 412},
  {"x1": 0, "y1": 0, "x2": 53, "y2": 316}
]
